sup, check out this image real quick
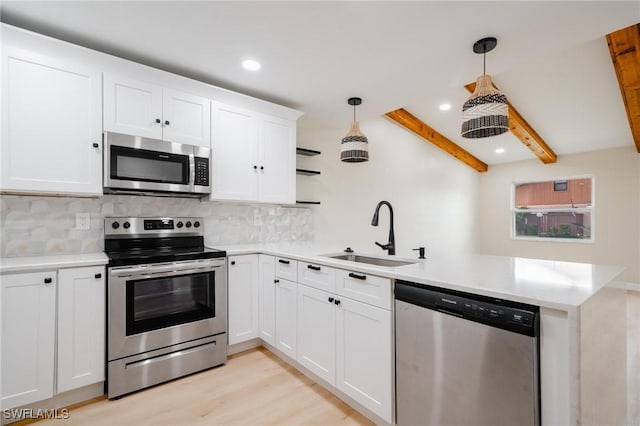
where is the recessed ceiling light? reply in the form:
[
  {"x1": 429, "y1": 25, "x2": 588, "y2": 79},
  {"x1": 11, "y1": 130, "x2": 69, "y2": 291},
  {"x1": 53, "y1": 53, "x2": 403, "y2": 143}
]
[
  {"x1": 242, "y1": 59, "x2": 261, "y2": 71},
  {"x1": 439, "y1": 103, "x2": 451, "y2": 111},
  {"x1": 495, "y1": 148, "x2": 505, "y2": 154}
]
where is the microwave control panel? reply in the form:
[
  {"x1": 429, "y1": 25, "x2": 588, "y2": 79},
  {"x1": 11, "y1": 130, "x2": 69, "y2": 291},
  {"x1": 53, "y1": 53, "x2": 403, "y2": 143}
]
[{"x1": 194, "y1": 157, "x2": 210, "y2": 186}]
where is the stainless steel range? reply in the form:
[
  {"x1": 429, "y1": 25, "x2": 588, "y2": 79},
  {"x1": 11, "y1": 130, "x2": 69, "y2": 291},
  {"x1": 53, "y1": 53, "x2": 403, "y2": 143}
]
[{"x1": 105, "y1": 217, "x2": 227, "y2": 399}]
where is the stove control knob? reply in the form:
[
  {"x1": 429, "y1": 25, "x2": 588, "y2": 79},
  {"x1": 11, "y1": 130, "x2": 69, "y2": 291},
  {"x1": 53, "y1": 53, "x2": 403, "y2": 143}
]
[
  {"x1": 111, "y1": 221, "x2": 120, "y2": 230},
  {"x1": 185, "y1": 221, "x2": 192, "y2": 228},
  {"x1": 123, "y1": 221, "x2": 130, "y2": 229},
  {"x1": 177, "y1": 221, "x2": 184, "y2": 228},
  {"x1": 194, "y1": 221, "x2": 200, "y2": 228}
]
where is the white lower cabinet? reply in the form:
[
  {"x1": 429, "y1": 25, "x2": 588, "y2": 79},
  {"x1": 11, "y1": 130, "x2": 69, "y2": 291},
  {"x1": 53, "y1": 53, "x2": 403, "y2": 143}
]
[
  {"x1": 1, "y1": 271, "x2": 57, "y2": 409},
  {"x1": 57, "y1": 266, "x2": 105, "y2": 393},
  {"x1": 297, "y1": 284, "x2": 336, "y2": 384},
  {"x1": 258, "y1": 255, "x2": 276, "y2": 346},
  {"x1": 296, "y1": 282, "x2": 393, "y2": 423},
  {"x1": 1, "y1": 266, "x2": 105, "y2": 410},
  {"x1": 228, "y1": 255, "x2": 260, "y2": 345},
  {"x1": 275, "y1": 278, "x2": 298, "y2": 359},
  {"x1": 336, "y1": 297, "x2": 392, "y2": 422}
]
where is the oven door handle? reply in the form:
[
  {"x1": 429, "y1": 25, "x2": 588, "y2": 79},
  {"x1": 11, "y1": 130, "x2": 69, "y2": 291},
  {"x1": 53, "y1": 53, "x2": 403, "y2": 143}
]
[{"x1": 110, "y1": 260, "x2": 225, "y2": 277}]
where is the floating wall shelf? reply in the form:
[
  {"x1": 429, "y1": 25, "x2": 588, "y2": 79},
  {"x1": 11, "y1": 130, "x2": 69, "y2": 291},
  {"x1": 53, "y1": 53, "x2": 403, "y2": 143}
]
[
  {"x1": 295, "y1": 200, "x2": 321, "y2": 205},
  {"x1": 296, "y1": 168, "x2": 321, "y2": 176},
  {"x1": 296, "y1": 147, "x2": 321, "y2": 156}
]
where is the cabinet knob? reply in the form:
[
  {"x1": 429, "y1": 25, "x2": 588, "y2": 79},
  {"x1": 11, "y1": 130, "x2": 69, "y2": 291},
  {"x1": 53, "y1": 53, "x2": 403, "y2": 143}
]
[
  {"x1": 155, "y1": 118, "x2": 161, "y2": 124},
  {"x1": 92, "y1": 143, "x2": 99, "y2": 148},
  {"x1": 230, "y1": 261, "x2": 236, "y2": 266},
  {"x1": 328, "y1": 297, "x2": 334, "y2": 303},
  {"x1": 260, "y1": 166, "x2": 264, "y2": 171},
  {"x1": 165, "y1": 120, "x2": 170, "y2": 126},
  {"x1": 253, "y1": 165, "x2": 258, "y2": 170},
  {"x1": 334, "y1": 299, "x2": 341, "y2": 306},
  {"x1": 274, "y1": 279, "x2": 280, "y2": 284},
  {"x1": 44, "y1": 277, "x2": 53, "y2": 284},
  {"x1": 95, "y1": 273, "x2": 102, "y2": 279}
]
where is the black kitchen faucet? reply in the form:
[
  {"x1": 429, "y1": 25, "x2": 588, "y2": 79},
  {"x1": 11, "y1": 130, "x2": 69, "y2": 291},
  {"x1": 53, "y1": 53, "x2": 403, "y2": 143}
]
[{"x1": 371, "y1": 200, "x2": 395, "y2": 255}]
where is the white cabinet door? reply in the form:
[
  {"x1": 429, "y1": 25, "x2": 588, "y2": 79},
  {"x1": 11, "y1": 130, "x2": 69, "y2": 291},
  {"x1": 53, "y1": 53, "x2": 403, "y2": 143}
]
[
  {"x1": 1, "y1": 47, "x2": 102, "y2": 196},
  {"x1": 1, "y1": 271, "x2": 56, "y2": 409},
  {"x1": 257, "y1": 114, "x2": 296, "y2": 204},
  {"x1": 103, "y1": 74, "x2": 163, "y2": 139},
  {"x1": 275, "y1": 278, "x2": 297, "y2": 359},
  {"x1": 162, "y1": 89, "x2": 211, "y2": 147},
  {"x1": 57, "y1": 266, "x2": 105, "y2": 393},
  {"x1": 210, "y1": 103, "x2": 259, "y2": 201},
  {"x1": 258, "y1": 255, "x2": 276, "y2": 346},
  {"x1": 297, "y1": 285, "x2": 336, "y2": 385},
  {"x1": 228, "y1": 255, "x2": 259, "y2": 345},
  {"x1": 336, "y1": 297, "x2": 393, "y2": 423}
]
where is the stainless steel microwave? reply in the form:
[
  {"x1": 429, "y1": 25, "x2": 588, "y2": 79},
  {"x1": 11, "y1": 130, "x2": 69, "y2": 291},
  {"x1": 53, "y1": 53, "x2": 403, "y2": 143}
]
[{"x1": 103, "y1": 132, "x2": 211, "y2": 198}]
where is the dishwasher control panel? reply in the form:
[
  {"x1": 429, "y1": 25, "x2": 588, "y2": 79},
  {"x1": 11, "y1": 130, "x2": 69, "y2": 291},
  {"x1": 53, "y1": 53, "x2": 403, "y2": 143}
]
[{"x1": 395, "y1": 280, "x2": 539, "y2": 337}]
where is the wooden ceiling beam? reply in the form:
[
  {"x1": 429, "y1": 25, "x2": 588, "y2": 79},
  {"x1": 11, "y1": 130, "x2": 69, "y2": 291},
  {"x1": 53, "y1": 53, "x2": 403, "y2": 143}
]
[
  {"x1": 385, "y1": 108, "x2": 488, "y2": 172},
  {"x1": 606, "y1": 23, "x2": 640, "y2": 153},
  {"x1": 465, "y1": 82, "x2": 557, "y2": 164}
]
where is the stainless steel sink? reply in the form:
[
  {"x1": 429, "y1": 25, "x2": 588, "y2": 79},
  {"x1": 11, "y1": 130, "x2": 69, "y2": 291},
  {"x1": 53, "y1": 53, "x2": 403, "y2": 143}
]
[{"x1": 325, "y1": 254, "x2": 417, "y2": 267}]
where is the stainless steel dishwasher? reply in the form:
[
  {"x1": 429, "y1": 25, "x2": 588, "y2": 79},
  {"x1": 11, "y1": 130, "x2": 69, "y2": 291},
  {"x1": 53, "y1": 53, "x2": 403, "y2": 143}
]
[{"x1": 395, "y1": 280, "x2": 540, "y2": 426}]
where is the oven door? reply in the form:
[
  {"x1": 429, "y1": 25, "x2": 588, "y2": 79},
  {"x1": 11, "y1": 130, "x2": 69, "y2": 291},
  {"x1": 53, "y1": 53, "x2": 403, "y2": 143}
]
[
  {"x1": 104, "y1": 131, "x2": 196, "y2": 194},
  {"x1": 108, "y1": 258, "x2": 227, "y2": 361}
]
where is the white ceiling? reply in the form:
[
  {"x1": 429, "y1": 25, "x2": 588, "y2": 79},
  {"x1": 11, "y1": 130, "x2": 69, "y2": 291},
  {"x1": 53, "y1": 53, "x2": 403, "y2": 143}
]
[{"x1": 1, "y1": 1, "x2": 638, "y2": 165}]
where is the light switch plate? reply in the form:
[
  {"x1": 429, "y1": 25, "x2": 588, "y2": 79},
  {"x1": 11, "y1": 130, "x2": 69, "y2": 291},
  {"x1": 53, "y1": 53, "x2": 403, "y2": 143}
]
[{"x1": 75, "y1": 213, "x2": 91, "y2": 230}]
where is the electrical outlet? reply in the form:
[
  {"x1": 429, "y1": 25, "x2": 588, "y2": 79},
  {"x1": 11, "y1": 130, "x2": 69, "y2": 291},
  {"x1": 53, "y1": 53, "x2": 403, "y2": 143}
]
[{"x1": 75, "y1": 213, "x2": 91, "y2": 230}]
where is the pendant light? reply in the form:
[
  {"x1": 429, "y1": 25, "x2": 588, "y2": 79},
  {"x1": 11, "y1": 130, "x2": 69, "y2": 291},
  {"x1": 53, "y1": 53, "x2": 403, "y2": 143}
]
[
  {"x1": 461, "y1": 37, "x2": 509, "y2": 139},
  {"x1": 340, "y1": 97, "x2": 369, "y2": 162}
]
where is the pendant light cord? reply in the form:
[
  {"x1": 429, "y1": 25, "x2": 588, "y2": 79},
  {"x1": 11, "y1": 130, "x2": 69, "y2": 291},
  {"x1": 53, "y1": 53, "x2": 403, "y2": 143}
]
[
  {"x1": 483, "y1": 49, "x2": 486, "y2": 76},
  {"x1": 353, "y1": 104, "x2": 356, "y2": 122}
]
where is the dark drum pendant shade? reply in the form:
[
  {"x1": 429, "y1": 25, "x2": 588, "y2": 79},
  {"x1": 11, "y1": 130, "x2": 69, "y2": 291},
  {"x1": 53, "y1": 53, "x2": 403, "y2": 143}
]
[
  {"x1": 341, "y1": 97, "x2": 369, "y2": 162},
  {"x1": 461, "y1": 37, "x2": 509, "y2": 139}
]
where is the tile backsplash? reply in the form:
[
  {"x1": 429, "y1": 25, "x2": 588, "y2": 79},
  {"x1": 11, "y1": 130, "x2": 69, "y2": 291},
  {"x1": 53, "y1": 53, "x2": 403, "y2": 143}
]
[{"x1": 0, "y1": 195, "x2": 313, "y2": 257}]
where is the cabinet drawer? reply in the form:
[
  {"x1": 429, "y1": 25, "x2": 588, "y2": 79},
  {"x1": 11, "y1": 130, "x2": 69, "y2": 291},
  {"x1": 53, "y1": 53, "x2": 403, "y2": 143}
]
[
  {"x1": 298, "y1": 262, "x2": 336, "y2": 293},
  {"x1": 275, "y1": 257, "x2": 298, "y2": 281},
  {"x1": 335, "y1": 270, "x2": 391, "y2": 309}
]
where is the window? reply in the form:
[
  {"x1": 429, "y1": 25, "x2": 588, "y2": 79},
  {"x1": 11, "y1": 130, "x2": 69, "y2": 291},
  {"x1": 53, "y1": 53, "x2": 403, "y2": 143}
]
[
  {"x1": 553, "y1": 180, "x2": 568, "y2": 192},
  {"x1": 512, "y1": 177, "x2": 593, "y2": 241}
]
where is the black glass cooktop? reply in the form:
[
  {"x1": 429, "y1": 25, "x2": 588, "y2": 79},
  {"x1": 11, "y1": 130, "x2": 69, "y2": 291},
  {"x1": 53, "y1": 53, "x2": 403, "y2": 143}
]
[{"x1": 105, "y1": 236, "x2": 226, "y2": 267}]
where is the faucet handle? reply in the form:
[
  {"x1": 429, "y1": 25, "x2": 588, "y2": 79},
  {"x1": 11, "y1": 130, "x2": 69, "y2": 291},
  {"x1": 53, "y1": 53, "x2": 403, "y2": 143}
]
[
  {"x1": 375, "y1": 241, "x2": 389, "y2": 250},
  {"x1": 412, "y1": 247, "x2": 426, "y2": 259}
]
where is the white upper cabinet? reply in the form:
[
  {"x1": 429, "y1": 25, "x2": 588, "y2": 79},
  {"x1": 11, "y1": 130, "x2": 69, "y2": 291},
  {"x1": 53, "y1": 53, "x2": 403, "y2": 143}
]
[
  {"x1": 257, "y1": 114, "x2": 296, "y2": 203},
  {"x1": 1, "y1": 47, "x2": 102, "y2": 196},
  {"x1": 162, "y1": 88, "x2": 211, "y2": 147},
  {"x1": 103, "y1": 74, "x2": 163, "y2": 139},
  {"x1": 103, "y1": 74, "x2": 211, "y2": 147},
  {"x1": 211, "y1": 103, "x2": 259, "y2": 201},
  {"x1": 211, "y1": 103, "x2": 296, "y2": 204}
]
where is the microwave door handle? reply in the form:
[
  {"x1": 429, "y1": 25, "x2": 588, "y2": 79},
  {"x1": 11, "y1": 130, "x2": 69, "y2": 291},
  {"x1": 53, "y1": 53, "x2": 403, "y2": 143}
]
[{"x1": 189, "y1": 153, "x2": 195, "y2": 189}]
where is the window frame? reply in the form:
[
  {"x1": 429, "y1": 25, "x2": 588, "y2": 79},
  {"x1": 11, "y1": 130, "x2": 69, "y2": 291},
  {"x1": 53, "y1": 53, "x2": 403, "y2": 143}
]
[{"x1": 510, "y1": 175, "x2": 595, "y2": 243}]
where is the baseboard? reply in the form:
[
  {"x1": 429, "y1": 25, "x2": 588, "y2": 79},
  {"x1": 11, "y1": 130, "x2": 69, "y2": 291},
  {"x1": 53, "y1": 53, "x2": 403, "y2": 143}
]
[
  {"x1": 227, "y1": 338, "x2": 261, "y2": 356},
  {"x1": 1, "y1": 382, "x2": 105, "y2": 425}
]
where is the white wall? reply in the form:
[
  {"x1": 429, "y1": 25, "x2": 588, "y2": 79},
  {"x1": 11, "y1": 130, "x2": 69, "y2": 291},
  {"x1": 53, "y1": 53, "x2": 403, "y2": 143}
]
[
  {"x1": 476, "y1": 147, "x2": 640, "y2": 282},
  {"x1": 297, "y1": 116, "x2": 479, "y2": 258}
]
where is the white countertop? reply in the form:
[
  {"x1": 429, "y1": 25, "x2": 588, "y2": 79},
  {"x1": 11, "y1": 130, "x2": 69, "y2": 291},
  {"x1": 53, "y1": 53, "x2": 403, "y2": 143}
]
[
  {"x1": 0, "y1": 243, "x2": 624, "y2": 310},
  {"x1": 0, "y1": 252, "x2": 109, "y2": 274},
  {"x1": 214, "y1": 242, "x2": 625, "y2": 310}
]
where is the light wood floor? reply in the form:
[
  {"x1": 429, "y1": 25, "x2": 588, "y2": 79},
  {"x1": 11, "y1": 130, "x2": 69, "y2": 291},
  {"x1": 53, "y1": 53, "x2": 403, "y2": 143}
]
[{"x1": 32, "y1": 347, "x2": 373, "y2": 426}]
